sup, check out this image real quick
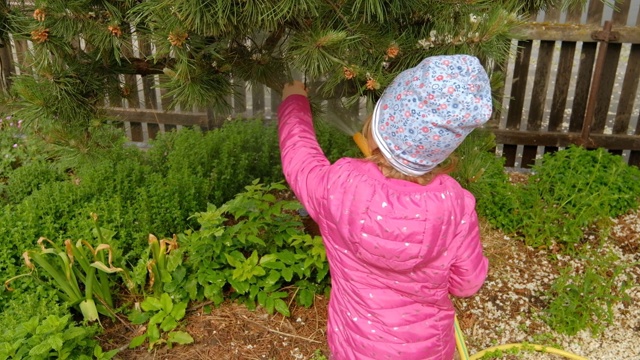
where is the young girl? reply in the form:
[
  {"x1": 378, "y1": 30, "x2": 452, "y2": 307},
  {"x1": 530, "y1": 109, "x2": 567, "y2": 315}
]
[{"x1": 278, "y1": 55, "x2": 491, "y2": 360}]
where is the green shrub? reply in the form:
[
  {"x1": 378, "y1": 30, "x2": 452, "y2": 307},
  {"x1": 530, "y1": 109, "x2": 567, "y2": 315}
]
[
  {"x1": 180, "y1": 181, "x2": 330, "y2": 315},
  {"x1": 519, "y1": 146, "x2": 640, "y2": 247},
  {"x1": 543, "y1": 250, "x2": 634, "y2": 335},
  {"x1": 451, "y1": 129, "x2": 520, "y2": 232},
  {"x1": 0, "y1": 314, "x2": 114, "y2": 359},
  {"x1": 453, "y1": 134, "x2": 640, "y2": 249},
  {"x1": 1, "y1": 161, "x2": 65, "y2": 204}
]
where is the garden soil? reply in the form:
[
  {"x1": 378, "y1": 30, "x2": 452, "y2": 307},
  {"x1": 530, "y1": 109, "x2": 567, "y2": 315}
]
[{"x1": 100, "y1": 174, "x2": 640, "y2": 360}]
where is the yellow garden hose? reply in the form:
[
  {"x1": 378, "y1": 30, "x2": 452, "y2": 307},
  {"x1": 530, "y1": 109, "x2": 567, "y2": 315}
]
[{"x1": 454, "y1": 316, "x2": 588, "y2": 360}]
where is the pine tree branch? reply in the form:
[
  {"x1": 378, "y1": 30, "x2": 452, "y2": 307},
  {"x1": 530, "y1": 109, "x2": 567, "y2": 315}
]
[
  {"x1": 106, "y1": 57, "x2": 175, "y2": 76},
  {"x1": 324, "y1": 0, "x2": 356, "y2": 33}
]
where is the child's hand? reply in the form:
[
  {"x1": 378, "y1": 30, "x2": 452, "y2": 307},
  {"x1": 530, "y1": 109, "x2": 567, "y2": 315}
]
[{"x1": 282, "y1": 80, "x2": 308, "y2": 100}]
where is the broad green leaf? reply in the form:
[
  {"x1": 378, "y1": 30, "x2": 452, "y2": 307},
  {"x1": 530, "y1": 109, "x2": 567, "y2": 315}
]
[
  {"x1": 277, "y1": 251, "x2": 296, "y2": 264},
  {"x1": 248, "y1": 250, "x2": 259, "y2": 266},
  {"x1": 149, "y1": 310, "x2": 167, "y2": 325},
  {"x1": 265, "y1": 296, "x2": 275, "y2": 314},
  {"x1": 167, "y1": 331, "x2": 194, "y2": 345},
  {"x1": 259, "y1": 254, "x2": 278, "y2": 265},
  {"x1": 251, "y1": 265, "x2": 266, "y2": 277},
  {"x1": 22, "y1": 316, "x2": 40, "y2": 334},
  {"x1": 170, "y1": 302, "x2": 188, "y2": 320},
  {"x1": 147, "y1": 323, "x2": 160, "y2": 342},
  {"x1": 227, "y1": 278, "x2": 250, "y2": 294},
  {"x1": 274, "y1": 299, "x2": 291, "y2": 317},
  {"x1": 28, "y1": 341, "x2": 52, "y2": 356},
  {"x1": 298, "y1": 289, "x2": 315, "y2": 307},
  {"x1": 185, "y1": 278, "x2": 199, "y2": 300},
  {"x1": 160, "y1": 293, "x2": 174, "y2": 313},
  {"x1": 264, "y1": 270, "x2": 281, "y2": 285},
  {"x1": 128, "y1": 310, "x2": 151, "y2": 325},
  {"x1": 224, "y1": 252, "x2": 243, "y2": 268},
  {"x1": 281, "y1": 267, "x2": 294, "y2": 282},
  {"x1": 257, "y1": 291, "x2": 268, "y2": 308},
  {"x1": 47, "y1": 335, "x2": 64, "y2": 351},
  {"x1": 166, "y1": 249, "x2": 184, "y2": 271},
  {"x1": 128, "y1": 334, "x2": 147, "y2": 348},
  {"x1": 62, "y1": 326, "x2": 89, "y2": 341},
  {"x1": 141, "y1": 297, "x2": 163, "y2": 312},
  {"x1": 160, "y1": 316, "x2": 178, "y2": 332}
]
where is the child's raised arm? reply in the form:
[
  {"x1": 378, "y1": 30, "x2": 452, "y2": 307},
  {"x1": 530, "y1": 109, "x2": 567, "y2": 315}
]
[{"x1": 277, "y1": 82, "x2": 331, "y2": 219}]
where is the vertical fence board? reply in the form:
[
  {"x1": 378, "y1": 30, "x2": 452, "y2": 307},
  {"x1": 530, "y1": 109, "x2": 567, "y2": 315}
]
[
  {"x1": 129, "y1": 121, "x2": 144, "y2": 142},
  {"x1": 252, "y1": 84, "x2": 265, "y2": 117},
  {"x1": 591, "y1": 1, "x2": 630, "y2": 134},
  {"x1": 522, "y1": 39, "x2": 555, "y2": 166},
  {"x1": 503, "y1": 40, "x2": 533, "y2": 166},
  {"x1": 612, "y1": 5, "x2": 640, "y2": 136},
  {"x1": 147, "y1": 123, "x2": 160, "y2": 140},
  {"x1": 233, "y1": 78, "x2": 247, "y2": 117},
  {"x1": 612, "y1": 44, "x2": 640, "y2": 135},
  {"x1": 568, "y1": 1, "x2": 605, "y2": 133}
]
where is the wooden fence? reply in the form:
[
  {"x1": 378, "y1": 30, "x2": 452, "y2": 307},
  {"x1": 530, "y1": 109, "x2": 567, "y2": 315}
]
[
  {"x1": 1, "y1": 0, "x2": 639, "y2": 167},
  {"x1": 494, "y1": 0, "x2": 640, "y2": 167}
]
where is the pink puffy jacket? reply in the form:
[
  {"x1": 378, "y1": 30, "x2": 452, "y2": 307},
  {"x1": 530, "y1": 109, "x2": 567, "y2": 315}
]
[{"x1": 278, "y1": 95, "x2": 488, "y2": 360}]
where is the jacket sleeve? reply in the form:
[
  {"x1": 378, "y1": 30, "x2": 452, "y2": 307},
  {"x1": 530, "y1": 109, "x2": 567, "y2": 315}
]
[
  {"x1": 277, "y1": 95, "x2": 331, "y2": 219},
  {"x1": 448, "y1": 195, "x2": 488, "y2": 297}
]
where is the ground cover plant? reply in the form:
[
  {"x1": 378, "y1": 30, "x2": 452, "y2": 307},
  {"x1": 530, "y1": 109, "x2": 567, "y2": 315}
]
[{"x1": 1, "y1": 118, "x2": 638, "y2": 359}]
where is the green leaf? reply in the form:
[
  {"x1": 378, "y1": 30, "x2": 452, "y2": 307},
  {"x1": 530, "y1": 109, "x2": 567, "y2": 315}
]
[
  {"x1": 147, "y1": 323, "x2": 160, "y2": 342},
  {"x1": 160, "y1": 293, "x2": 174, "y2": 313},
  {"x1": 141, "y1": 297, "x2": 163, "y2": 312},
  {"x1": 265, "y1": 296, "x2": 275, "y2": 314},
  {"x1": 257, "y1": 291, "x2": 268, "y2": 308},
  {"x1": 259, "y1": 254, "x2": 278, "y2": 266},
  {"x1": 160, "y1": 316, "x2": 178, "y2": 332},
  {"x1": 90, "y1": 261, "x2": 123, "y2": 274},
  {"x1": 47, "y1": 335, "x2": 64, "y2": 351},
  {"x1": 167, "y1": 331, "x2": 194, "y2": 345},
  {"x1": 264, "y1": 270, "x2": 281, "y2": 285},
  {"x1": 129, "y1": 334, "x2": 147, "y2": 349},
  {"x1": 274, "y1": 299, "x2": 291, "y2": 317},
  {"x1": 281, "y1": 267, "x2": 294, "y2": 282},
  {"x1": 170, "y1": 301, "x2": 188, "y2": 320},
  {"x1": 277, "y1": 251, "x2": 297, "y2": 264},
  {"x1": 298, "y1": 289, "x2": 315, "y2": 307},
  {"x1": 228, "y1": 278, "x2": 250, "y2": 294},
  {"x1": 149, "y1": 310, "x2": 167, "y2": 325},
  {"x1": 166, "y1": 249, "x2": 184, "y2": 271},
  {"x1": 29, "y1": 341, "x2": 52, "y2": 356},
  {"x1": 128, "y1": 310, "x2": 151, "y2": 325}
]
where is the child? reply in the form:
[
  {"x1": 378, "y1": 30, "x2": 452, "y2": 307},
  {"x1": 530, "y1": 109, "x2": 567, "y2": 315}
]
[{"x1": 278, "y1": 55, "x2": 491, "y2": 360}]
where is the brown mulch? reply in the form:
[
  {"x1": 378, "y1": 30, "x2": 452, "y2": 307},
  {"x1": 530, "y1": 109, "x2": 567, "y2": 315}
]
[{"x1": 99, "y1": 295, "x2": 330, "y2": 360}]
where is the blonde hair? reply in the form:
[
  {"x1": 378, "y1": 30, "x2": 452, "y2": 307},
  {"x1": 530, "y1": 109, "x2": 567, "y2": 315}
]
[{"x1": 362, "y1": 116, "x2": 458, "y2": 186}]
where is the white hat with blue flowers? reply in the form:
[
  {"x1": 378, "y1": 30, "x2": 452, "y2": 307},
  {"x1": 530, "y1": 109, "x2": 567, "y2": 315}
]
[{"x1": 371, "y1": 54, "x2": 493, "y2": 176}]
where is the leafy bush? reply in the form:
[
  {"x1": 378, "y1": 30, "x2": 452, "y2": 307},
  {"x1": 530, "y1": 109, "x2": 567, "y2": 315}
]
[
  {"x1": 1, "y1": 160, "x2": 65, "y2": 204},
  {"x1": 518, "y1": 146, "x2": 640, "y2": 247},
  {"x1": 180, "y1": 181, "x2": 330, "y2": 315},
  {"x1": 451, "y1": 129, "x2": 520, "y2": 232},
  {"x1": 452, "y1": 134, "x2": 640, "y2": 249},
  {"x1": 0, "y1": 314, "x2": 116, "y2": 360},
  {"x1": 543, "y1": 251, "x2": 634, "y2": 335}
]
